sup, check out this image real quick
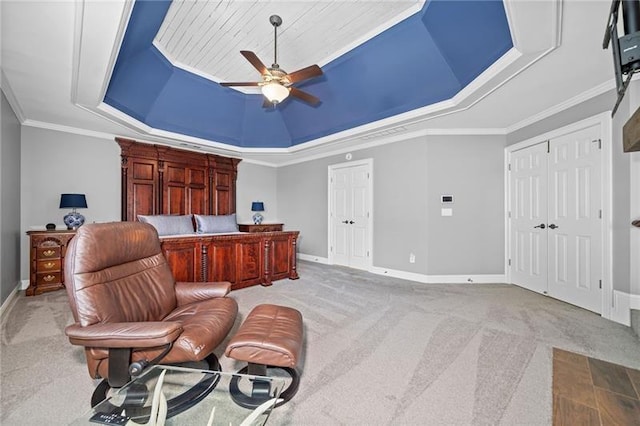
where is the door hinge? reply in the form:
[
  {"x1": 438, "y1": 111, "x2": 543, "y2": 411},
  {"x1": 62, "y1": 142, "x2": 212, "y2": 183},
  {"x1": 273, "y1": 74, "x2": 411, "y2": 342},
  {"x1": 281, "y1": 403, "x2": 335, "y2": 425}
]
[
  {"x1": 547, "y1": 140, "x2": 550, "y2": 153},
  {"x1": 367, "y1": 172, "x2": 370, "y2": 179},
  {"x1": 367, "y1": 251, "x2": 370, "y2": 257},
  {"x1": 599, "y1": 279, "x2": 602, "y2": 289},
  {"x1": 599, "y1": 209, "x2": 602, "y2": 219},
  {"x1": 508, "y1": 163, "x2": 511, "y2": 171},
  {"x1": 508, "y1": 211, "x2": 511, "y2": 219},
  {"x1": 508, "y1": 259, "x2": 511, "y2": 266},
  {"x1": 367, "y1": 212, "x2": 370, "y2": 218},
  {"x1": 330, "y1": 246, "x2": 333, "y2": 252}
]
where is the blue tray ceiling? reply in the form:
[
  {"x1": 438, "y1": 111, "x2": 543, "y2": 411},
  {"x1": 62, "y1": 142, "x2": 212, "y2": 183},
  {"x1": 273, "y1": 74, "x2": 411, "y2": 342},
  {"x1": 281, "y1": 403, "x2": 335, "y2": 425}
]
[{"x1": 104, "y1": 0, "x2": 513, "y2": 148}]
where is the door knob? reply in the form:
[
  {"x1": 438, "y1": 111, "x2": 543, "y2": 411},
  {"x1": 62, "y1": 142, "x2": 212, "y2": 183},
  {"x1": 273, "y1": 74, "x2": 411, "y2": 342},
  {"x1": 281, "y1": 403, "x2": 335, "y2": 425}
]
[
  {"x1": 349, "y1": 220, "x2": 355, "y2": 224},
  {"x1": 548, "y1": 224, "x2": 559, "y2": 229},
  {"x1": 533, "y1": 223, "x2": 546, "y2": 229},
  {"x1": 341, "y1": 220, "x2": 349, "y2": 224}
]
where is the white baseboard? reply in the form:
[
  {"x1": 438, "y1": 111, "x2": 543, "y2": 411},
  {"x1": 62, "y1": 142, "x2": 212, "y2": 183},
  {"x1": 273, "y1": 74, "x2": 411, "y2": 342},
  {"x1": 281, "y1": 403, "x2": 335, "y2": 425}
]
[
  {"x1": 631, "y1": 292, "x2": 640, "y2": 310},
  {"x1": 369, "y1": 266, "x2": 507, "y2": 284},
  {"x1": 0, "y1": 283, "x2": 22, "y2": 319},
  {"x1": 611, "y1": 290, "x2": 631, "y2": 326},
  {"x1": 20, "y1": 279, "x2": 29, "y2": 291},
  {"x1": 297, "y1": 253, "x2": 330, "y2": 264}
]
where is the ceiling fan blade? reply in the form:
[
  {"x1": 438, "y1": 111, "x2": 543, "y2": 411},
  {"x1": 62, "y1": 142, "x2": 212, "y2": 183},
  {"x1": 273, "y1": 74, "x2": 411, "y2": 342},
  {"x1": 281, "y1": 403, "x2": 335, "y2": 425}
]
[
  {"x1": 240, "y1": 51, "x2": 271, "y2": 76},
  {"x1": 220, "y1": 82, "x2": 261, "y2": 87},
  {"x1": 286, "y1": 64, "x2": 323, "y2": 84},
  {"x1": 289, "y1": 87, "x2": 320, "y2": 106}
]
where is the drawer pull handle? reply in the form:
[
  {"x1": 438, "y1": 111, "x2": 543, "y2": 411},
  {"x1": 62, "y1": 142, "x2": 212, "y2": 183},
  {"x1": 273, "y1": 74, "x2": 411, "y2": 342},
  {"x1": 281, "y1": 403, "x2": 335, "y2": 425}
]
[
  {"x1": 43, "y1": 275, "x2": 55, "y2": 282},
  {"x1": 42, "y1": 250, "x2": 56, "y2": 257},
  {"x1": 43, "y1": 262, "x2": 55, "y2": 269}
]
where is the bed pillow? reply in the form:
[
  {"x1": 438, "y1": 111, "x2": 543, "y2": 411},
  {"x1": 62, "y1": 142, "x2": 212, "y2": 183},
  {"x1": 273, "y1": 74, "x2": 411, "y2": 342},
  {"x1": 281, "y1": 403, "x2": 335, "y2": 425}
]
[
  {"x1": 137, "y1": 214, "x2": 195, "y2": 236},
  {"x1": 194, "y1": 214, "x2": 238, "y2": 234}
]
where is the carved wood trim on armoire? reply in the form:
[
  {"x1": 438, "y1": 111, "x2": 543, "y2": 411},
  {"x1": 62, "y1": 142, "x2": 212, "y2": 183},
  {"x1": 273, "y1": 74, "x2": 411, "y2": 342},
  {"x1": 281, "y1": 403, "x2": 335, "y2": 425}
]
[{"x1": 117, "y1": 138, "x2": 241, "y2": 221}]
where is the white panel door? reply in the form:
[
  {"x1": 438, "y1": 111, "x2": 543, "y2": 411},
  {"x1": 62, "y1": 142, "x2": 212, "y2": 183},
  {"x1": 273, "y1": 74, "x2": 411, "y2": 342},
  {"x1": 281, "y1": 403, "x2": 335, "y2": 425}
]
[
  {"x1": 509, "y1": 125, "x2": 602, "y2": 314},
  {"x1": 349, "y1": 165, "x2": 370, "y2": 269},
  {"x1": 547, "y1": 126, "x2": 602, "y2": 313},
  {"x1": 331, "y1": 167, "x2": 351, "y2": 266},
  {"x1": 329, "y1": 161, "x2": 372, "y2": 270},
  {"x1": 510, "y1": 142, "x2": 549, "y2": 294}
]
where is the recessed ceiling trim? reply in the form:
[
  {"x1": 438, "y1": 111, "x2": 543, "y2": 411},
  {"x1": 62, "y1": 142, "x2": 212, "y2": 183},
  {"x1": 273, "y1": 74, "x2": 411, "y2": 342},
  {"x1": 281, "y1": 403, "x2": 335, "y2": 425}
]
[
  {"x1": 97, "y1": 102, "x2": 246, "y2": 157},
  {"x1": 92, "y1": 44, "x2": 529, "y2": 159},
  {"x1": 72, "y1": 0, "x2": 135, "y2": 109}
]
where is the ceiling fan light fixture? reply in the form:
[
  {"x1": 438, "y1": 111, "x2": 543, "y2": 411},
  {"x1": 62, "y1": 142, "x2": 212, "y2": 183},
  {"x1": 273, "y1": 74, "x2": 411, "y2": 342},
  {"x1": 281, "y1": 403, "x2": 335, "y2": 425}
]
[{"x1": 261, "y1": 82, "x2": 289, "y2": 104}]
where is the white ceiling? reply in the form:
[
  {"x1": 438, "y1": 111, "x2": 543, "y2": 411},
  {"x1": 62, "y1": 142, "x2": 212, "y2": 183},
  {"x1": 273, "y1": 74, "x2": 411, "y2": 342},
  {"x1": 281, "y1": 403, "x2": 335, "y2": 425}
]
[
  {"x1": 155, "y1": 0, "x2": 422, "y2": 85},
  {"x1": 0, "y1": 0, "x2": 618, "y2": 166}
]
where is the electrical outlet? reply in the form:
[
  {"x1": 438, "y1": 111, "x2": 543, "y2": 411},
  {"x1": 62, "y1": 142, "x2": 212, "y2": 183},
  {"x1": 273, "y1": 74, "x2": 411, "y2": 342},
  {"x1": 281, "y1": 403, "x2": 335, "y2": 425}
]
[{"x1": 409, "y1": 253, "x2": 416, "y2": 263}]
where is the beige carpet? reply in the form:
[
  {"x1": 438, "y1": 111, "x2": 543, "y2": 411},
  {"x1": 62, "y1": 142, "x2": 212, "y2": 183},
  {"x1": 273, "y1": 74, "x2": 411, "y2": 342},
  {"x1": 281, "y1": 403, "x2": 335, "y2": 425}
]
[{"x1": 2, "y1": 261, "x2": 640, "y2": 425}]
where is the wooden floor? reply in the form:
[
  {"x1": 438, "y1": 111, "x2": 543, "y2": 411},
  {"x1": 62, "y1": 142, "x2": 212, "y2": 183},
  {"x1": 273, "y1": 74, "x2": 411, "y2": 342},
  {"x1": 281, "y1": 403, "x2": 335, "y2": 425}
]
[{"x1": 553, "y1": 348, "x2": 640, "y2": 425}]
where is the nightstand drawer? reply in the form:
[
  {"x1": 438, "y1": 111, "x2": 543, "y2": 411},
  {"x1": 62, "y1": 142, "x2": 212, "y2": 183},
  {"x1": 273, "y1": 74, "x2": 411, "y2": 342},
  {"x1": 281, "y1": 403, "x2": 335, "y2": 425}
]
[
  {"x1": 36, "y1": 272, "x2": 61, "y2": 285},
  {"x1": 37, "y1": 259, "x2": 61, "y2": 272},
  {"x1": 37, "y1": 247, "x2": 61, "y2": 259}
]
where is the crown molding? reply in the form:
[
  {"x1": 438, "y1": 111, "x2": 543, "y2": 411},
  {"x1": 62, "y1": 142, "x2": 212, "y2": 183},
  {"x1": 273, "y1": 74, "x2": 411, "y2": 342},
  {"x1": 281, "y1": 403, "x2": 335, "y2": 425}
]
[
  {"x1": 505, "y1": 80, "x2": 615, "y2": 134},
  {"x1": 21, "y1": 119, "x2": 115, "y2": 141},
  {"x1": 0, "y1": 70, "x2": 26, "y2": 123}
]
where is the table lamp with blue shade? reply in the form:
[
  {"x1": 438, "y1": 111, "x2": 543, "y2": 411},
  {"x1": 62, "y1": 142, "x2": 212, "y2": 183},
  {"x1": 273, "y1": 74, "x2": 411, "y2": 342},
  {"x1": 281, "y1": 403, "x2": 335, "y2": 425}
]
[
  {"x1": 60, "y1": 193, "x2": 87, "y2": 229},
  {"x1": 251, "y1": 201, "x2": 265, "y2": 224}
]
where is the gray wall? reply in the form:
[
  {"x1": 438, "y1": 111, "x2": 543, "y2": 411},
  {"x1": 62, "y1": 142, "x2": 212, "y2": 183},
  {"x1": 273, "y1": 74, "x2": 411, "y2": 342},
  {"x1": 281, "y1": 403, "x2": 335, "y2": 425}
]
[
  {"x1": 18, "y1": 127, "x2": 281, "y2": 281},
  {"x1": 506, "y1": 86, "x2": 634, "y2": 294},
  {"x1": 1, "y1": 91, "x2": 21, "y2": 304},
  {"x1": 236, "y1": 161, "x2": 278, "y2": 225},
  {"x1": 20, "y1": 127, "x2": 122, "y2": 280},
  {"x1": 277, "y1": 135, "x2": 506, "y2": 275}
]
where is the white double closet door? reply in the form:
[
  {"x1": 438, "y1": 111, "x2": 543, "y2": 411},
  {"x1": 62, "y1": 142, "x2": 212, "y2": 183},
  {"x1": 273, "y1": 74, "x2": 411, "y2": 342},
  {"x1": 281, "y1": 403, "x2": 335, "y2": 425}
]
[{"x1": 510, "y1": 125, "x2": 602, "y2": 313}]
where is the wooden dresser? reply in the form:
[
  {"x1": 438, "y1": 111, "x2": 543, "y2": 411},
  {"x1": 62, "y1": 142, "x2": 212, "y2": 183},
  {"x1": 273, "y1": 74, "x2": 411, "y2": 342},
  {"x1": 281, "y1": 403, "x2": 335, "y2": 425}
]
[
  {"x1": 238, "y1": 223, "x2": 283, "y2": 232},
  {"x1": 26, "y1": 230, "x2": 75, "y2": 296}
]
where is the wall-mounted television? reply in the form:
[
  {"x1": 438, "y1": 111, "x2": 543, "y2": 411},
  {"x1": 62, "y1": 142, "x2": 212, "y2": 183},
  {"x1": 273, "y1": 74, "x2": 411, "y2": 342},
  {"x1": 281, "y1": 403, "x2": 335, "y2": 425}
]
[{"x1": 603, "y1": 0, "x2": 640, "y2": 115}]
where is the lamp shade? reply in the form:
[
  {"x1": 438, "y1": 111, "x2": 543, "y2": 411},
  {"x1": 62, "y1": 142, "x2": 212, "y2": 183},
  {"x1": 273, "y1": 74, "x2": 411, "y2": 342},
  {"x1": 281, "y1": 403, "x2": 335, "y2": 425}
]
[
  {"x1": 59, "y1": 193, "x2": 87, "y2": 209},
  {"x1": 261, "y1": 83, "x2": 289, "y2": 104},
  {"x1": 251, "y1": 202, "x2": 265, "y2": 212}
]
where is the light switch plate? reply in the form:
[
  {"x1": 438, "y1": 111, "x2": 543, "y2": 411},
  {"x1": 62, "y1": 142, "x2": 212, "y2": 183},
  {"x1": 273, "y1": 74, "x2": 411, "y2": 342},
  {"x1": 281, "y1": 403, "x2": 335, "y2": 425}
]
[{"x1": 441, "y1": 208, "x2": 453, "y2": 217}]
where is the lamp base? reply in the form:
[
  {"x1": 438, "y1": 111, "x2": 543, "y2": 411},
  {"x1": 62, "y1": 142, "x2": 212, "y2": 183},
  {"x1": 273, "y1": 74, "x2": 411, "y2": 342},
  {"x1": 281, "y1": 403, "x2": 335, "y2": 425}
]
[
  {"x1": 252, "y1": 212, "x2": 264, "y2": 225},
  {"x1": 64, "y1": 212, "x2": 85, "y2": 230}
]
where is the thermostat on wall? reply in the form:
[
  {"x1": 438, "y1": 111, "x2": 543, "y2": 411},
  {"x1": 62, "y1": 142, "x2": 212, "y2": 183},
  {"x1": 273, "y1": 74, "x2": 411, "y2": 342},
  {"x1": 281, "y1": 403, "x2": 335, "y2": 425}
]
[{"x1": 441, "y1": 195, "x2": 454, "y2": 204}]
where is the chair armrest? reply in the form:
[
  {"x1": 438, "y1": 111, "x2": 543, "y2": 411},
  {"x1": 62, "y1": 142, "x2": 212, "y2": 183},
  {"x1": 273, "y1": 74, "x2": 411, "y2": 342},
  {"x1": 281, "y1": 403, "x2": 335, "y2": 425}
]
[
  {"x1": 175, "y1": 281, "x2": 231, "y2": 306},
  {"x1": 65, "y1": 322, "x2": 182, "y2": 348}
]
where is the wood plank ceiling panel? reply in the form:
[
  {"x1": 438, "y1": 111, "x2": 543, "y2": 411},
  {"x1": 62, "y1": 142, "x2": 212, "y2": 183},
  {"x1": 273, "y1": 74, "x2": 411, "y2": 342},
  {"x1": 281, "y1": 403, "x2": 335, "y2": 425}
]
[{"x1": 155, "y1": 0, "x2": 423, "y2": 83}]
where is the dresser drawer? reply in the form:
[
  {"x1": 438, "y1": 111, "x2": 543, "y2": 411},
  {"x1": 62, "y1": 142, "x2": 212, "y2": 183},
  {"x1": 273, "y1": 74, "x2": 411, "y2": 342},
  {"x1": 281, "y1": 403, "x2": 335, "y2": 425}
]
[
  {"x1": 36, "y1": 272, "x2": 61, "y2": 285},
  {"x1": 238, "y1": 224, "x2": 284, "y2": 232},
  {"x1": 37, "y1": 246, "x2": 61, "y2": 259},
  {"x1": 37, "y1": 259, "x2": 61, "y2": 272}
]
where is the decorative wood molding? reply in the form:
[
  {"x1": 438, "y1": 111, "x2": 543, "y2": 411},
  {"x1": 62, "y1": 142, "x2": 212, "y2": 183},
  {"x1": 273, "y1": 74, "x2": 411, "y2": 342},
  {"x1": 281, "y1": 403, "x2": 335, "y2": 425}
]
[{"x1": 116, "y1": 138, "x2": 241, "y2": 221}]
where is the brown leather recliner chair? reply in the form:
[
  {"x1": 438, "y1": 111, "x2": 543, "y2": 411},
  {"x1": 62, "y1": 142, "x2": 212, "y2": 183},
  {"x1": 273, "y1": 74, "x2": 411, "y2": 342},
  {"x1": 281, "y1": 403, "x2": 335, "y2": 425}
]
[{"x1": 64, "y1": 222, "x2": 238, "y2": 405}]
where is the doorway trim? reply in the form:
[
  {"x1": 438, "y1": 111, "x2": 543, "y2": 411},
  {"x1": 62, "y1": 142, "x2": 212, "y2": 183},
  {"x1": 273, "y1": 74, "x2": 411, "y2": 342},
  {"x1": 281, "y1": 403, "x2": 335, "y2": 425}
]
[
  {"x1": 505, "y1": 112, "x2": 613, "y2": 319},
  {"x1": 327, "y1": 158, "x2": 374, "y2": 270}
]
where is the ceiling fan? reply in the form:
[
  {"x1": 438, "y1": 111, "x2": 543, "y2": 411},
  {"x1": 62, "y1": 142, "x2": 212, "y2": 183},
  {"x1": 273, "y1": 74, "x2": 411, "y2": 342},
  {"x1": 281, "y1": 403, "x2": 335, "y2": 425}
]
[{"x1": 220, "y1": 15, "x2": 323, "y2": 107}]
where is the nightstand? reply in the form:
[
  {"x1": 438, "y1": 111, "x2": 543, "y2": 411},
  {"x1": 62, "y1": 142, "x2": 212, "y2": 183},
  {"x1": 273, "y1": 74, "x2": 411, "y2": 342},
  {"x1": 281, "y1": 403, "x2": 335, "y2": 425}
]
[
  {"x1": 238, "y1": 223, "x2": 284, "y2": 232},
  {"x1": 26, "y1": 229, "x2": 76, "y2": 296}
]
